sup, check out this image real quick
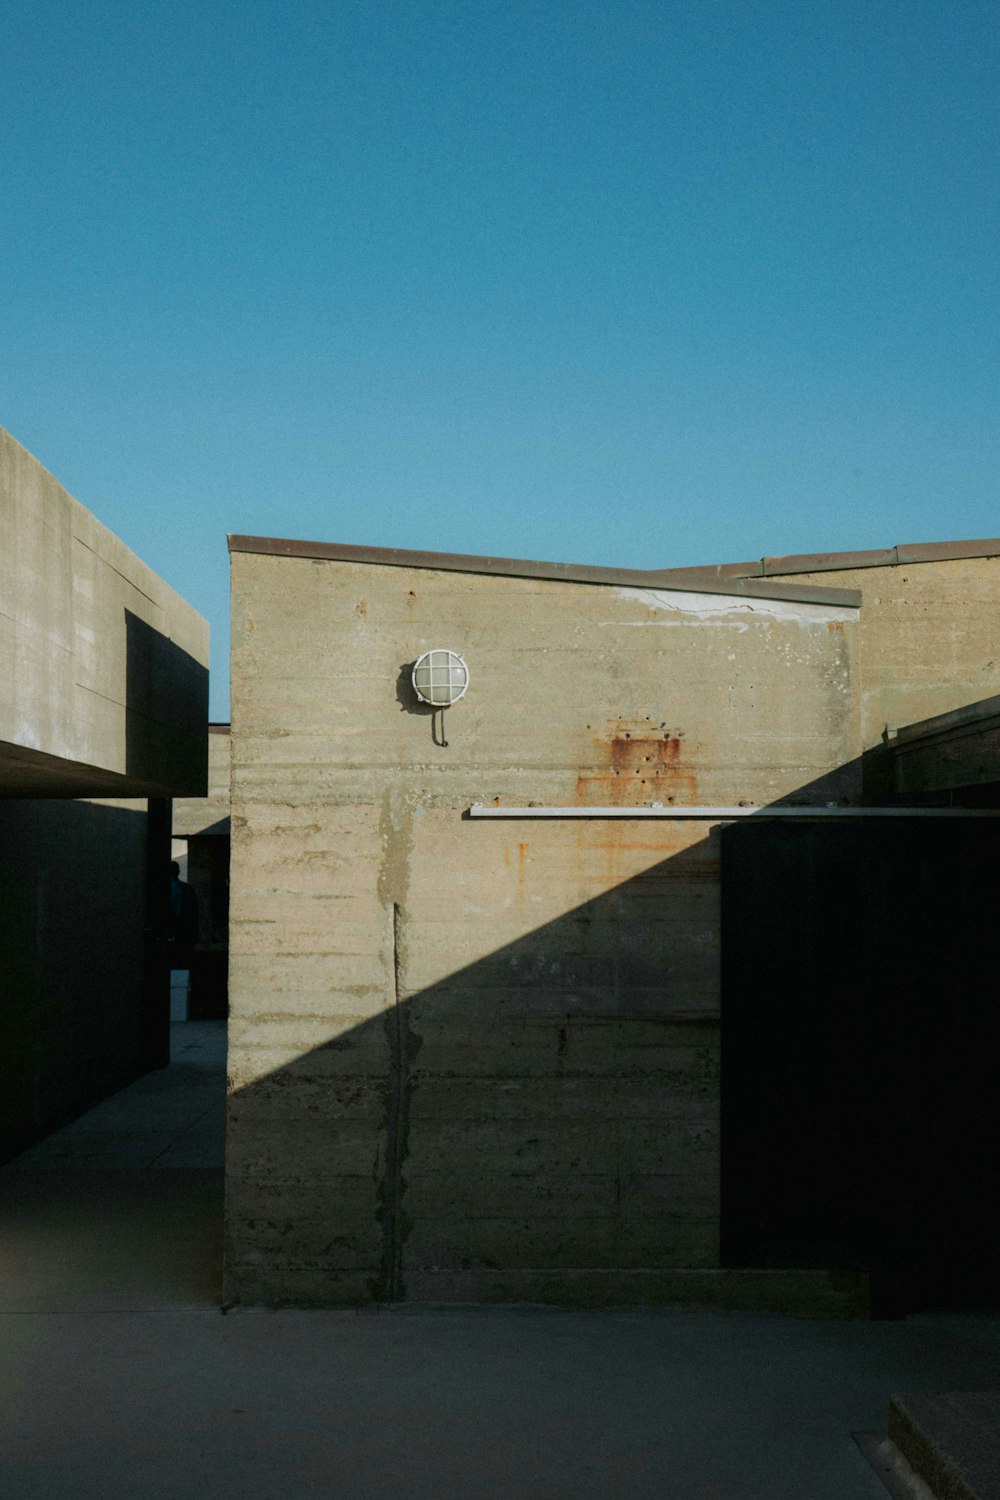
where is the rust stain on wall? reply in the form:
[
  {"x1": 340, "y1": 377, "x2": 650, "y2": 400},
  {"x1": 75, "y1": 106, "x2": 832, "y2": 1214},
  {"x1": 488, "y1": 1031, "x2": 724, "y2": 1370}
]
[{"x1": 575, "y1": 718, "x2": 701, "y2": 806}]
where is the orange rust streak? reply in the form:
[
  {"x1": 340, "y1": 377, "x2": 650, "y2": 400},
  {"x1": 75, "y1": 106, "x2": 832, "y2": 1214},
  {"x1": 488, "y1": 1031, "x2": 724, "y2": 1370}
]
[{"x1": 576, "y1": 722, "x2": 699, "y2": 806}]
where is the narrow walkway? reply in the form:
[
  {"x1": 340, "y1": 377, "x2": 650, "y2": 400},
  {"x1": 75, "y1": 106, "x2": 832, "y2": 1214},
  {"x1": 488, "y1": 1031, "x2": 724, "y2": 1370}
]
[
  {"x1": 0, "y1": 1020, "x2": 225, "y2": 1312},
  {"x1": 3, "y1": 1026, "x2": 1000, "y2": 1497}
]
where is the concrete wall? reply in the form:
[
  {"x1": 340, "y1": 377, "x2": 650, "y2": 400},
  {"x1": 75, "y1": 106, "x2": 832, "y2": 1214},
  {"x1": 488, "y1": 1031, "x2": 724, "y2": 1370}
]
[
  {"x1": 174, "y1": 726, "x2": 231, "y2": 1011},
  {"x1": 226, "y1": 552, "x2": 861, "y2": 1307},
  {"x1": 173, "y1": 726, "x2": 231, "y2": 837},
  {"x1": 0, "y1": 429, "x2": 211, "y2": 1161},
  {"x1": 766, "y1": 555, "x2": 1000, "y2": 794},
  {"x1": 0, "y1": 427, "x2": 209, "y2": 797},
  {"x1": 0, "y1": 797, "x2": 150, "y2": 1163},
  {"x1": 889, "y1": 695, "x2": 1000, "y2": 799}
]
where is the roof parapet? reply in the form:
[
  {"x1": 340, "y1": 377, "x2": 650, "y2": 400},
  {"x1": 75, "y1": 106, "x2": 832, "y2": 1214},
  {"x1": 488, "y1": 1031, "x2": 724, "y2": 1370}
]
[
  {"x1": 227, "y1": 534, "x2": 861, "y2": 608},
  {"x1": 672, "y1": 538, "x2": 1000, "y2": 579}
]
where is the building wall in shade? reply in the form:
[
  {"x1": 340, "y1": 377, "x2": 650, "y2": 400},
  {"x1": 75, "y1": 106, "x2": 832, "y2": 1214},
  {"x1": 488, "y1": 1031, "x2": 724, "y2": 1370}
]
[
  {"x1": 0, "y1": 796, "x2": 150, "y2": 1163},
  {"x1": 225, "y1": 550, "x2": 862, "y2": 1309},
  {"x1": 0, "y1": 427, "x2": 210, "y2": 1163}
]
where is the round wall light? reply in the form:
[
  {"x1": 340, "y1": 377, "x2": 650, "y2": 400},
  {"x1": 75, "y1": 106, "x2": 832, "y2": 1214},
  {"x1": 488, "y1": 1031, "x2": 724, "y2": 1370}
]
[{"x1": 412, "y1": 649, "x2": 470, "y2": 707}]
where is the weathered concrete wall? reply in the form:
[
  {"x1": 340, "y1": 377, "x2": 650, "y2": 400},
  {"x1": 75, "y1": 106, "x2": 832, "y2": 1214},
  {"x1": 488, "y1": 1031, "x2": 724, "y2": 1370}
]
[
  {"x1": 0, "y1": 426, "x2": 209, "y2": 797},
  {"x1": 0, "y1": 797, "x2": 150, "y2": 1163},
  {"x1": 769, "y1": 556, "x2": 1000, "y2": 760},
  {"x1": 226, "y1": 552, "x2": 861, "y2": 1307}
]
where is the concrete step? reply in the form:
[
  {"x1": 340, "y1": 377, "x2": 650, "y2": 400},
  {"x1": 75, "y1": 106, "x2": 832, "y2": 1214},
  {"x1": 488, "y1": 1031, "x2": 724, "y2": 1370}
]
[{"x1": 865, "y1": 1392, "x2": 1000, "y2": 1499}]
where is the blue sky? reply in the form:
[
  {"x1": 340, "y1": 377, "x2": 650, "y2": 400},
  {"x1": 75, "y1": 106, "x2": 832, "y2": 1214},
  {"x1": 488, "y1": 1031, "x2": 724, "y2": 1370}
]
[{"x1": 2, "y1": 1, "x2": 997, "y2": 718}]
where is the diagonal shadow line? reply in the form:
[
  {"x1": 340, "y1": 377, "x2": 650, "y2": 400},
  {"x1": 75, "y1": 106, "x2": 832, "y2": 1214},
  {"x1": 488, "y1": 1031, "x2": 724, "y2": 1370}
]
[
  {"x1": 226, "y1": 827, "x2": 724, "y2": 1308},
  {"x1": 224, "y1": 746, "x2": 1000, "y2": 1312}
]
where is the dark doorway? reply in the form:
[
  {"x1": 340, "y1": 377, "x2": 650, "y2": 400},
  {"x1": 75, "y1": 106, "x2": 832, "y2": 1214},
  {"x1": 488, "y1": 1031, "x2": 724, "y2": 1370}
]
[
  {"x1": 720, "y1": 816, "x2": 1000, "y2": 1314},
  {"x1": 182, "y1": 834, "x2": 230, "y2": 1021}
]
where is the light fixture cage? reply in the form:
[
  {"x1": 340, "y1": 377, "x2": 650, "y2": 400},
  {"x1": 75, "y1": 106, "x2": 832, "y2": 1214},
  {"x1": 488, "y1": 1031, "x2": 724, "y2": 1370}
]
[{"x1": 412, "y1": 649, "x2": 470, "y2": 707}]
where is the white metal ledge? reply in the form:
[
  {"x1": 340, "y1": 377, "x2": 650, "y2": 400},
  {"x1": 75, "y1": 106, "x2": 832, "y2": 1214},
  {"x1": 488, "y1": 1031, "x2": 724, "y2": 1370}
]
[{"x1": 468, "y1": 803, "x2": 1000, "y2": 819}]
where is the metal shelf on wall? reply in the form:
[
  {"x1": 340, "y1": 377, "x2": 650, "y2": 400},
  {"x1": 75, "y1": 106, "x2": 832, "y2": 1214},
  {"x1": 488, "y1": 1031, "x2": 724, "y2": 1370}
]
[{"x1": 467, "y1": 803, "x2": 1000, "y2": 819}]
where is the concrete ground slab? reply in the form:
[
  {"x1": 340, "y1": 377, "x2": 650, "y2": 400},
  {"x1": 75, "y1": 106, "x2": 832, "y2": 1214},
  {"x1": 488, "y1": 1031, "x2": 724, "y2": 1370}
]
[
  {"x1": 0, "y1": 1169, "x2": 223, "y2": 1311},
  {"x1": 0, "y1": 1021, "x2": 225, "y2": 1312},
  {"x1": 4, "y1": 1021, "x2": 226, "y2": 1172},
  {"x1": 3, "y1": 1020, "x2": 1000, "y2": 1497},
  {"x1": 4, "y1": 1307, "x2": 1000, "y2": 1498}
]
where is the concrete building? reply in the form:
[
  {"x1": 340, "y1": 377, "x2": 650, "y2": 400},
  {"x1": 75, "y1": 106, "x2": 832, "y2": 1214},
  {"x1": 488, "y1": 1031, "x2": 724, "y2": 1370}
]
[
  {"x1": 225, "y1": 534, "x2": 1000, "y2": 1314},
  {"x1": 172, "y1": 723, "x2": 232, "y2": 1018},
  {"x1": 0, "y1": 427, "x2": 209, "y2": 1162}
]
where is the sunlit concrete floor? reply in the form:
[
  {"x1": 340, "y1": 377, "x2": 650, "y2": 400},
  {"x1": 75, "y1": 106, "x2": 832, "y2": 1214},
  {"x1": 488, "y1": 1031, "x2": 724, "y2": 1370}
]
[{"x1": 2, "y1": 1023, "x2": 1000, "y2": 1498}]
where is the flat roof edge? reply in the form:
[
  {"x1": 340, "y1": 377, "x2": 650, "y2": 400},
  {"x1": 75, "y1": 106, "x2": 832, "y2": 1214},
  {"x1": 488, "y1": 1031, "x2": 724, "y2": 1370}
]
[
  {"x1": 227, "y1": 535, "x2": 861, "y2": 608},
  {"x1": 671, "y1": 538, "x2": 1000, "y2": 578}
]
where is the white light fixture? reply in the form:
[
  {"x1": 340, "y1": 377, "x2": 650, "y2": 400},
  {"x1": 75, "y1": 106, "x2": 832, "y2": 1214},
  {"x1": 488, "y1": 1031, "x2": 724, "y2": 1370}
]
[{"x1": 411, "y1": 649, "x2": 470, "y2": 707}]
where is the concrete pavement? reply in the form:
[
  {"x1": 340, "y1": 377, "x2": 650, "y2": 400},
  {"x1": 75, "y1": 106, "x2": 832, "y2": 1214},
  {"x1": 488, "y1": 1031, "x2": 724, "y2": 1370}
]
[
  {"x1": 3, "y1": 1023, "x2": 1000, "y2": 1497},
  {"x1": 8, "y1": 1302, "x2": 1000, "y2": 1497}
]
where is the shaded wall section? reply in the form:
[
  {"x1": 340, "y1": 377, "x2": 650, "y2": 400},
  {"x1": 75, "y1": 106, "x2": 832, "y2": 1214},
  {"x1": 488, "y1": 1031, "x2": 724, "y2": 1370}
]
[
  {"x1": 721, "y1": 815, "x2": 1000, "y2": 1314},
  {"x1": 173, "y1": 725, "x2": 231, "y2": 841},
  {"x1": 0, "y1": 797, "x2": 152, "y2": 1163},
  {"x1": 0, "y1": 425, "x2": 209, "y2": 797},
  {"x1": 750, "y1": 553, "x2": 1000, "y2": 798},
  {"x1": 890, "y1": 694, "x2": 1000, "y2": 802},
  {"x1": 226, "y1": 549, "x2": 862, "y2": 1307},
  {"x1": 173, "y1": 725, "x2": 231, "y2": 1019}
]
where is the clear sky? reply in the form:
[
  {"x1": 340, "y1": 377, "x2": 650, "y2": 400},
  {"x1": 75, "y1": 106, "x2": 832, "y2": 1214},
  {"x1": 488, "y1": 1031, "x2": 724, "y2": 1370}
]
[{"x1": 2, "y1": 1, "x2": 997, "y2": 718}]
